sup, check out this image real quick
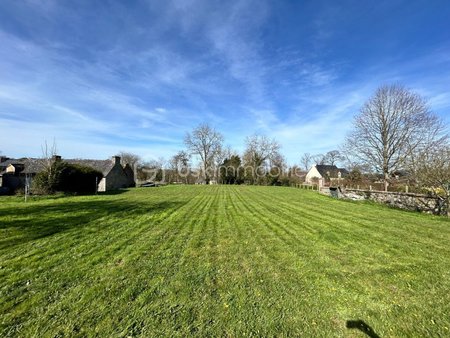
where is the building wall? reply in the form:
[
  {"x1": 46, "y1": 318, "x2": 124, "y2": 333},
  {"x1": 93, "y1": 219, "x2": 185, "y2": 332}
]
[
  {"x1": 305, "y1": 166, "x2": 322, "y2": 184},
  {"x1": 6, "y1": 165, "x2": 16, "y2": 173},
  {"x1": 98, "y1": 177, "x2": 107, "y2": 192},
  {"x1": 104, "y1": 164, "x2": 131, "y2": 191},
  {"x1": 123, "y1": 164, "x2": 135, "y2": 187}
]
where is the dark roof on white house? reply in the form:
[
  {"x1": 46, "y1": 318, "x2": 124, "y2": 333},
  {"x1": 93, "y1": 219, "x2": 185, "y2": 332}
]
[{"x1": 315, "y1": 165, "x2": 348, "y2": 178}]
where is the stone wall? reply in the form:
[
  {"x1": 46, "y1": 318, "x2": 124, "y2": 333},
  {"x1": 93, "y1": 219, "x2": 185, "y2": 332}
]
[
  {"x1": 123, "y1": 164, "x2": 135, "y2": 187},
  {"x1": 343, "y1": 189, "x2": 447, "y2": 216},
  {"x1": 105, "y1": 164, "x2": 131, "y2": 191}
]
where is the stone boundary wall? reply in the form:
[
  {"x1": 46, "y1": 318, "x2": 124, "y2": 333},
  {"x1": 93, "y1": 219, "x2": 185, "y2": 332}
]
[{"x1": 343, "y1": 189, "x2": 447, "y2": 216}]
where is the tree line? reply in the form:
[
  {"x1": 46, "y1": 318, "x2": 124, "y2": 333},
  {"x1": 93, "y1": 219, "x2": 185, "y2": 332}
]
[
  {"x1": 122, "y1": 84, "x2": 449, "y2": 212},
  {"x1": 127, "y1": 131, "x2": 301, "y2": 187}
]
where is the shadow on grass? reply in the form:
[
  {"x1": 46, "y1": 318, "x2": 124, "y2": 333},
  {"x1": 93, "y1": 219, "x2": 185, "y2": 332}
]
[
  {"x1": 0, "y1": 198, "x2": 184, "y2": 249},
  {"x1": 97, "y1": 189, "x2": 131, "y2": 195},
  {"x1": 346, "y1": 320, "x2": 380, "y2": 338}
]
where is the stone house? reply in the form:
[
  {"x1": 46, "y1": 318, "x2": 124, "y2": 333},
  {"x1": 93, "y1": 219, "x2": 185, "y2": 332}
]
[
  {"x1": 0, "y1": 155, "x2": 135, "y2": 193},
  {"x1": 66, "y1": 156, "x2": 135, "y2": 192},
  {"x1": 0, "y1": 156, "x2": 11, "y2": 171},
  {"x1": 0, "y1": 158, "x2": 41, "y2": 193},
  {"x1": 305, "y1": 164, "x2": 348, "y2": 187}
]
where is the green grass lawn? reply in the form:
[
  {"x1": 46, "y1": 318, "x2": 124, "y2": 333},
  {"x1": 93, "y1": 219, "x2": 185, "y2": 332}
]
[{"x1": 1, "y1": 185, "x2": 449, "y2": 337}]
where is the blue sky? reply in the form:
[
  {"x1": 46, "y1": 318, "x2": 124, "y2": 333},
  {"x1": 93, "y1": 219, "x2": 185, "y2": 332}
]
[{"x1": 1, "y1": 0, "x2": 449, "y2": 164}]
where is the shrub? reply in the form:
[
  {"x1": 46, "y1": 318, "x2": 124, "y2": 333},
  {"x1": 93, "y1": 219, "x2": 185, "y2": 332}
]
[
  {"x1": 280, "y1": 177, "x2": 291, "y2": 186},
  {"x1": 58, "y1": 163, "x2": 103, "y2": 194},
  {"x1": 33, "y1": 160, "x2": 67, "y2": 194},
  {"x1": 33, "y1": 161, "x2": 103, "y2": 194}
]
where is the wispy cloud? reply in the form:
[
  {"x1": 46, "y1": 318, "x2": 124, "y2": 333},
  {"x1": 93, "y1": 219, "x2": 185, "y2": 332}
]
[{"x1": 0, "y1": 0, "x2": 449, "y2": 164}]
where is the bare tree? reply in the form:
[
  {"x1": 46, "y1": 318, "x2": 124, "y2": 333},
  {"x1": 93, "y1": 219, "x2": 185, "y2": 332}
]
[
  {"x1": 119, "y1": 151, "x2": 141, "y2": 183},
  {"x1": 39, "y1": 139, "x2": 59, "y2": 171},
  {"x1": 118, "y1": 151, "x2": 141, "y2": 169},
  {"x1": 312, "y1": 153, "x2": 326, "y2": 165},
  {"x1": 184, "y1": 124, "x2": 224, "y2": 183},
  {"x1": 343, "y1": 84, "x2": 447, "y2": 191},
  {"x1": 323, "y1": 150, "x2": 344, "y2": 166},
  {"x1": 268, "y1": 152, "x2": 287, "y2": 185},
  {"x1": 215, "y1": 145, "x2": 235, "y2": 167},
  {"x1": 170, "y1": 150, "x2": 190, "y2": 183},
  {"x1": 415, "y1": 145, "x2": 450, "y2": 217},
  {"x1": 38, "y1": 140, "x2": 60, "y2": 189},
  {"x1": 213, "y1": 145, "x2": 236, "y2": 181},
  {"x1": 243, "y1": 134, "x2": 281, "y2": 184},
  {"x1": 139, "y1": 157, "x2": 166, "y2": 182},
  {"x1": 31, "y1": 140, "x2": 61, "y2": 194},
  {"x1": 300, "y1": 152, "x2": 313, "y2": 170}
]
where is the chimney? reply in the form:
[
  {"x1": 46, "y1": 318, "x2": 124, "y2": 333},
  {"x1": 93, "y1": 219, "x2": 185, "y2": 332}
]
[
  {"x1": 112, "y1": 156, "x2": 121, "y2": 165},
  {"x1": 53, "y1": 155, "x2": 62, "y2": 162}
]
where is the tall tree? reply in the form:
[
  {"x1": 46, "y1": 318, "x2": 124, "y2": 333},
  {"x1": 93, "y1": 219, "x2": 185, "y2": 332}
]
[
  {"x1": 323, "y1": 150, "x2": 344, "y2": 166},
  {"x1": 415, "y1": 145, "x2": 450, "y2": 217},
  {"x1": 267, "y1": 152, "x2": 287, "y2": 185},
  {"x1": 213, "y1": 145, "x2": 236, "y2": 182},
  {"x1": 343, "y1": 84, "x2": 447, "y2": 191},
  {"x1": 118, "y1": 151, "x2": 141, "y2": 170},
  {"x1": 184, "y1": 124, "x2": 224, "y2": 183},
  {"x1": 36, "y1": 140, "x2": 60, "y2": 192},
  {"x1": 140, "y1": 158, "x2": 165, "y2": 182},
  {"x1": 243, "y1": 134, "x2": 281, "y2": 184},
  {"x1": 312, "y1": 153, "x2": 326, "y2": 165},
  {"x1": 220, "y1": 155, "x2": 242, "y2": 184},
  {"x1": 170, "y1": 151, "x2": 190, "y2": 183},
  {"x1": 300, "y1": 152, "x2": 313, "y2": 170},
  {"x1": 118, "y1": 151, "x2": 141, "y2": 182}
]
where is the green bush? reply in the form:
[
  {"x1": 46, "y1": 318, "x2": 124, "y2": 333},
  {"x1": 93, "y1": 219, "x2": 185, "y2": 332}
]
[
  {"x1": 33, "y1": 161, "x2": 103, "y2": 194},
  {"x1": 32, "y1": 160, "x2": 67, "y2": 194},
  {"x1": 59, "y1": 163, "x2": 103, "y2": 194}
]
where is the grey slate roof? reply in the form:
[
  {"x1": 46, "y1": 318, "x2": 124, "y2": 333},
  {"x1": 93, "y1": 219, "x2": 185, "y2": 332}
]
[
  {"x1": 316, "y1": 165, "x2": 348, "y2": 178},
  {"x1": 0, "y1": 159, "x2": 25, "y2": 169},
  {"x1": 0, "y1": 158, "x2": 116, "y2": 175},
  {"x1": 0, "y1": 158, "x2": 43, "y2": 174},
  {"x1": 22, "y1": 159, "x2": 46, "y2": 174}
]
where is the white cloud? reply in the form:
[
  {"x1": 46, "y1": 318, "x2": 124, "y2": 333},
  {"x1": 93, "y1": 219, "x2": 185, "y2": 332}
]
[{"x1": 1, "y1": 0, "x2": 449, "y2": 166}]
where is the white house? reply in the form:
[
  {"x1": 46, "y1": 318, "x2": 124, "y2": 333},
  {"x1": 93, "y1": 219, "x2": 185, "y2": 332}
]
[{"x1": 305, "y1": 164, "x2": 348, "y2": 187}]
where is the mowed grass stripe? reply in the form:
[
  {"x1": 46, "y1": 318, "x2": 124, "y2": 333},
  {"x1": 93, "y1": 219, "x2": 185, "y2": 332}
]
[
  {"x1": 199, "y1": 186, "x2": 448, "y2": 336},
  {"x1": 0, "y1": 187, "x2": 205, "y2": 336},
  {"x1": 257, "y1": 186, "x2": 448, "y2": 245},
  {"x1": 108, "y1": 187, "x2": 222, "y2": 337},
  {"x1": 254, "y1": 186, "x2": 450, "y2": 271},
  {"x1": 1, "y1": 191, "x2": 185, "y2": 291},
  {"x1": 27, "y1": 188, "x2": 214, "y2": 336},
  {"x1": 256, "y1": 187, "x2": 450, "y2": 288},
  {"x1": 74, "y1": 190, "x2": 213, "y2": 337},
  {"x1": 240, "y1": 186, "x2": 450, "y2": 336},
  {"x1": 1, "y1": 185, "x2": 449, "y2": 337},
  {"x1": 214, "y1": 187, "x2": 334, "y2": 335},
  {"x1": 205, "y1": 186, "x2": 283, "y2": 336}
]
